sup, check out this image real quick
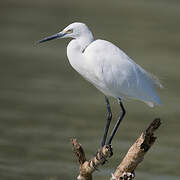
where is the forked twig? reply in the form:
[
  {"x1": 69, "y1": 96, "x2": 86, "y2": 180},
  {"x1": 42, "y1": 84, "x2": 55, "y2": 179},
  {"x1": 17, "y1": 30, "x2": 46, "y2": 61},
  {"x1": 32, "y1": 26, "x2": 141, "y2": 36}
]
[{"x1": 71, "y1": 118, "x2": 161, "y2": 180}]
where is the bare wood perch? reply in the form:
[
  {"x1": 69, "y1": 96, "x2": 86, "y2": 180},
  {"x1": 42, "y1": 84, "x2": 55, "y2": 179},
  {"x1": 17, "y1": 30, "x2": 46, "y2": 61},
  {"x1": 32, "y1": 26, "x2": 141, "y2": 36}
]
[
  {"x1": 71, "y1": 138, "x2": 113, "y2": 180},
  {"x1": 111, "y1": 118, "x2": 161, "y2": 180},
  {"x1": 71, "y1": 118, "x2": 161, "y2": 180}
]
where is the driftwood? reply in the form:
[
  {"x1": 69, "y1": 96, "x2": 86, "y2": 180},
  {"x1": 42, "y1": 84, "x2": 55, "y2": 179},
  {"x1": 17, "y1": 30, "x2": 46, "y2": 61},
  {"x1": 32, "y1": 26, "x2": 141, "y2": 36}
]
[{"x1": 71, "y1": 118, "x2": 161, "y2": 180}]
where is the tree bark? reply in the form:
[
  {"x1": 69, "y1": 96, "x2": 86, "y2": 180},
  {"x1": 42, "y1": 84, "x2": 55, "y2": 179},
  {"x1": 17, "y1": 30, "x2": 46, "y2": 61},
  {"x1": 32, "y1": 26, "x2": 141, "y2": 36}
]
[{"x1": 71, "y1": 118, "x2": 161, "y2": 180}]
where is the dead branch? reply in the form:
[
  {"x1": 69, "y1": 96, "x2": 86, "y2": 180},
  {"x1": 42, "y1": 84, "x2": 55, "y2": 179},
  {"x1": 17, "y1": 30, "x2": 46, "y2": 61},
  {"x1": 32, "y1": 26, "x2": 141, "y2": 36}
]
[
  {"x1": 111, "y1": 118, "x2": 161, "y2": 180},
  {"x1": 71, "y1": 118, "x2": 161, "y2": 180},
  {"x1": 71, "y1": 138, "x2": 113, "y2": 180}
]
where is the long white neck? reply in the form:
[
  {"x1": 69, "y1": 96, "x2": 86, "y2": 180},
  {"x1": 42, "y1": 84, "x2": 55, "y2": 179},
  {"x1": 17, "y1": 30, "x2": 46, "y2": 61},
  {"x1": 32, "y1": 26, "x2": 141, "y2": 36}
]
[
  {"x1": 66, "y1": 32, "x2": 94, "y2": 74},
  {"x1": 67, "y1": 31, "x2": 94, "y2": 54}
]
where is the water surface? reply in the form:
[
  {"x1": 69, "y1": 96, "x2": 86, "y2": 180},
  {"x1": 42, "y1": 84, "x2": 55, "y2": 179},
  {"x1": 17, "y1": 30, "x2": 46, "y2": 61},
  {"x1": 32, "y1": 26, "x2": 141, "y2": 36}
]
[{"x1": 0, "y1": 0, "x2": 180, "y2": 179}]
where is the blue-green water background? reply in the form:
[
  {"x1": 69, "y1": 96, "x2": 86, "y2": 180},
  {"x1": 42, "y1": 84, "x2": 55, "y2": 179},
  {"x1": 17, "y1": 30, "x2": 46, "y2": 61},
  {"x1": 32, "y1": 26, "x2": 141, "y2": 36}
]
[{"x1": 0, "y1": 0, "x2": 180, "y2": 179}]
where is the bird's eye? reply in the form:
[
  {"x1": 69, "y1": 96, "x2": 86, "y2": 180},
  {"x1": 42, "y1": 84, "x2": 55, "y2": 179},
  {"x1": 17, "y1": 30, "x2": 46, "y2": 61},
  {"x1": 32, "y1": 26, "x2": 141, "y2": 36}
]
[{"x1": 66, "y1": 29, "x2": 73, "y2": 34}]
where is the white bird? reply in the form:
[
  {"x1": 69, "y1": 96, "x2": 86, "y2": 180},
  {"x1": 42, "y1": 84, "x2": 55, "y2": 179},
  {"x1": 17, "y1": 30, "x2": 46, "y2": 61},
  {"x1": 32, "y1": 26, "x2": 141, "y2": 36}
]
[{"x1": 39, "y1": 22, "x2": 162, "y2": 147}]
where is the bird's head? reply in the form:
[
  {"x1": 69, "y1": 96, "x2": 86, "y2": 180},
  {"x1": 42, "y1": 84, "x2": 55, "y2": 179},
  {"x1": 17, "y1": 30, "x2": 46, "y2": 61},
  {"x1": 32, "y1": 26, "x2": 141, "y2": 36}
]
[{"x1": 38, "y1": 22, "x2": 92, "y2": 43}]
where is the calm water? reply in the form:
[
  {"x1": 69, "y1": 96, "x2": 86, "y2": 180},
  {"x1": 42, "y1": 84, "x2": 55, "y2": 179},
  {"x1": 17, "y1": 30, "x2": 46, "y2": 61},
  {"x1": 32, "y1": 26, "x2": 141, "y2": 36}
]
[{"x1": 0, "y1": 0, "x2": 180, "y2": 179}]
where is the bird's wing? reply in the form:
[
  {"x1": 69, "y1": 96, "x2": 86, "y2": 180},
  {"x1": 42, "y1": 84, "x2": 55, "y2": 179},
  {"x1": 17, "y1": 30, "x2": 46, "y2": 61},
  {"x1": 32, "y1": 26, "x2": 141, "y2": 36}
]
[{"x1": 84, "y1": 39, "x2": 162, "y2": 105}]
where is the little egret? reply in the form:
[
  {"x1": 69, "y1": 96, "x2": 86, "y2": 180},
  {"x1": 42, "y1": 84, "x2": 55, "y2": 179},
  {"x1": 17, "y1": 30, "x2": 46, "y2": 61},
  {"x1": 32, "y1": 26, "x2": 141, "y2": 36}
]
[{"x1": 39, "y1": 22, "x2": 162, "y2": 147}]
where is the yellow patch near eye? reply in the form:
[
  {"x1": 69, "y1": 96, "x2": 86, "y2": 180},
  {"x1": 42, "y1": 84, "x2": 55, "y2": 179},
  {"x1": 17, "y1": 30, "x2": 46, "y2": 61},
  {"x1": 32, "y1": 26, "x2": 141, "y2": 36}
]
[{"x1": 66, "y1": 29, "x2": 73, "y2": 34}]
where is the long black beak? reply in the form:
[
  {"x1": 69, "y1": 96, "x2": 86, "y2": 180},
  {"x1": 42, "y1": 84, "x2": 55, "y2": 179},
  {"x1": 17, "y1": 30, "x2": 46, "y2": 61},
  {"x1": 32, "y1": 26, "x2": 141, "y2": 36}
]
[{"x1": 38, "y1": 32, "x2": 64, "y2": 43}]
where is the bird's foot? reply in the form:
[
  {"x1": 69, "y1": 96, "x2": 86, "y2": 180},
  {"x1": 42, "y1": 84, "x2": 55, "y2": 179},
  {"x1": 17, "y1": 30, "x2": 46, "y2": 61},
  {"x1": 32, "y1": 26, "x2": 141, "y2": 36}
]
[
  {"x1": 105, "y1": 144, "x2": 113, "y2": 157},
  {"x1": 99, "y1": 150, "x2": 108, "y2": 165},
  {"x1": 90, "y1": 160, "x2": 99, "y2": 171},
  {"x1": 94, "y1": 145, "x2": 113, "y2": 166},
  {"x1": 101, "y1": 144, "x2": 113, "y2": 164}
]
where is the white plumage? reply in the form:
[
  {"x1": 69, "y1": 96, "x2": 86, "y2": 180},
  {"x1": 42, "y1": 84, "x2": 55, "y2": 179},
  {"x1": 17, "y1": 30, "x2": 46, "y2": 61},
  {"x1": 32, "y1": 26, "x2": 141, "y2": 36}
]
[{"x1": 39, "y1": 22, "x2": 162, "y2": 107}]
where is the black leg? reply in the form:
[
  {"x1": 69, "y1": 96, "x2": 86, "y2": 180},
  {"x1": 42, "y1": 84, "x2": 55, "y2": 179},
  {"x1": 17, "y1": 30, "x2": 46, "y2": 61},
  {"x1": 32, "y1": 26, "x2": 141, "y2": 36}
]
[
  {"x1": 101, "y1": 96, "x2": 112, "y2": 147},
  {"x1": 106, "y1": 98, "x2": 126, "y2": 145}
]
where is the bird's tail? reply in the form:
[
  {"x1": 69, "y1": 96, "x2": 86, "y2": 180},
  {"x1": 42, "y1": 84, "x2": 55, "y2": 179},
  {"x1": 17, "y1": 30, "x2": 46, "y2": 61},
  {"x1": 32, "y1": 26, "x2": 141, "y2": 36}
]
[
  {"x1": 144, "y1": 92, "x2": 162, "y2": 107},
  {"x1": 146, "y1": 71, "x2": 163, "y2": 89},
  {"x1": 144, "y1": 101, "x2": 154, "y2": 107}
]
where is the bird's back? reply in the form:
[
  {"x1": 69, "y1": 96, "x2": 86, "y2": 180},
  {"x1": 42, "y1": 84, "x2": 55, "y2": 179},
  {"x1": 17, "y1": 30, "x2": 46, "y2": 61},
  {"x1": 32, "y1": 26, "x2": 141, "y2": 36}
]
[{"x1": 84, "y1": 39, "x2": 162, "y2": 107}]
